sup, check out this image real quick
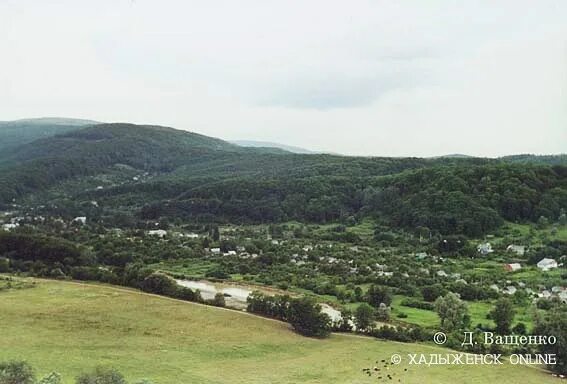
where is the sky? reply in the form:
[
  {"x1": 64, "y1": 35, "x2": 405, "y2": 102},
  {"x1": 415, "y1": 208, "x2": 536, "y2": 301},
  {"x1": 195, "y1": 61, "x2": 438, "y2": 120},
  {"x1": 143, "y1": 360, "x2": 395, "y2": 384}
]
[{"x1": 1, "y1": 0, "x2": 566, "y2": 157}]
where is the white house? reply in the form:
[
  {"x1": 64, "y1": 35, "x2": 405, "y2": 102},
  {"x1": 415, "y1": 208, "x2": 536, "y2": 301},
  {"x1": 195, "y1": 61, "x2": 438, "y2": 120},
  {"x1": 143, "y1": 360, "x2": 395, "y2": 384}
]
[
  {"x1": 1, "y1": 223, "x2": 18, "y2": 231},
  {"x1": 210, "y1": 248, "x2": 221, "y2": 254},
  {"x1": 504, "y1": 286, "x2": 517, "y2": 295},
  {"x1": 477, "y1": 243, "x2": 494, "y2": 255},
  {"x1": 436, "y1": 270, "x2": 448, "y2": 277},
  {"x1": 504, "y1": 263, "x2": 522, "y2": 272},
  {"x1": 73, "y1": 216, "x2": 87, "y2": 225},
  {"x1": 148, "y1": 229, "x2": 167, "y2": 238},
  {"x1": 506, "y1": 244, "x2": 526, "y2": 256},
  {"x1": 537, "y1": 258, "x2": 558, "y2": 271}
]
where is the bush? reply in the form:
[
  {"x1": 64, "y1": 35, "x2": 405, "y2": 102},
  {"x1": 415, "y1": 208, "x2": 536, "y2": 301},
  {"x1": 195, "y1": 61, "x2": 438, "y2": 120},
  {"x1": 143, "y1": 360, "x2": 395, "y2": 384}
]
[
  {"x1": 400, "y1": 298, "x2": 435, "y2": 310},
  {"x1": 0, "y1": 361, "x2": 35, "y2": 384},
  {"x1": 75, "y1": 367, "x2": 126, "y2": 384},
  {"x1": 287, "y1": 297, "x2": 331, "y2": 338},
  {"x1": 38, "y1": 372, "x2": 62, "y2": 384}
]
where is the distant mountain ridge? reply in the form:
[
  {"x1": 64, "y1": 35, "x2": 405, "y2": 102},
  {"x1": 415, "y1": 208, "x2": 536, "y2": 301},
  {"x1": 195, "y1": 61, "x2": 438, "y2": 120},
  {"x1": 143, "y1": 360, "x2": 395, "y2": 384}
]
[
  {"x1": 0, "y1": 117, "x2": 100, "y2": 154},
  {"x1": 230, "y1": 140, "x2": 319, "y2": 154}
]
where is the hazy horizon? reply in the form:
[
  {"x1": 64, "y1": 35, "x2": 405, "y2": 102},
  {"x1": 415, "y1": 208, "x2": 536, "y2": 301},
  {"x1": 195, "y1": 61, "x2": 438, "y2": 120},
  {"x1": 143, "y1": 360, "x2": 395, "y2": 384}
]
[{"x1": 1, "y1": 1, "x2": 566, "y2": 157}]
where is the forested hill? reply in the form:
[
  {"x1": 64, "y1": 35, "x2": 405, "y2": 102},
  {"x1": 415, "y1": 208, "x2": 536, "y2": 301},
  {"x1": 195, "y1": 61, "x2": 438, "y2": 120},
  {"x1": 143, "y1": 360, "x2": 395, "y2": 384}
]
[
  {"x1": 0, "y1": 117, "x2": 99, "y2": 154},
  {"x1": 0, "y1": 121, "x2": 565, "y2": 237}
]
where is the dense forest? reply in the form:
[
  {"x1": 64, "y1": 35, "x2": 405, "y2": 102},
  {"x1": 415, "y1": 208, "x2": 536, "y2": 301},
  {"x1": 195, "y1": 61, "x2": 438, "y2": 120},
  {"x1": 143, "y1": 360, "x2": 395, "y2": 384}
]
[{"x1": 0, "y1": 121, "x2": 566, "y2": 237}]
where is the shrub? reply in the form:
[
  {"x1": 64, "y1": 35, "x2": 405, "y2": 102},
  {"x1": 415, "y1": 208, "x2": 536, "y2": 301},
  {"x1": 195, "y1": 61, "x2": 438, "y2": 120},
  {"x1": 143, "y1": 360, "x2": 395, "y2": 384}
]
[
  {"x1": 75, "y1": 367, "x2": 126, "y2": 384},
  {"x1": 0, "y1": 361, "x2": 35, "y2": 384}
]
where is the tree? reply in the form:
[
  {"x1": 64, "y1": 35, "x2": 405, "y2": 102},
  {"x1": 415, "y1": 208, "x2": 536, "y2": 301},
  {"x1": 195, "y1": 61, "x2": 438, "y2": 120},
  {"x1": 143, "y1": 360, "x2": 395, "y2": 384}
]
[
  {"x1": 140, "y1": 272, "x2": 178, "y2": 296},
  {"x1": 490, "y1": 298, "x2": 515, "y2": 335},
  {"x1": 537, "y1": 216, "x2": 549, "y2": 229},
  {"x1": 375, "y1": 303, "x2": 391, "y2": 321},
  {"x1": 287, "y1": 297, "x2": 331, "y2": 338},
  {"x1": 75, "y1": 367, "x2": 126, "y2": 384},
  {"x1": 422, "y1": 284, "x2": 446, "y2": 302},
  {"x1": 533, "y1": 307, "x2": 567, "y2": 375},
  {"x1": 38, "y1": 372, "x2": 62, "y2": 384},
  {"x1": 354, "y1": 303, "x2": 375, "y2": 332},
  {"x1": 434, "y1": 293, "x2": 469, "y2": 331},
  {"x1": 0, "y1": 361, "x2": 35, "y2": 384},
  {"x1": 212, "y1": 293, "x2": 226, "y2": 307},
  {"x1": 365, "y1": 284, "x2": 392, "y2": 307}
]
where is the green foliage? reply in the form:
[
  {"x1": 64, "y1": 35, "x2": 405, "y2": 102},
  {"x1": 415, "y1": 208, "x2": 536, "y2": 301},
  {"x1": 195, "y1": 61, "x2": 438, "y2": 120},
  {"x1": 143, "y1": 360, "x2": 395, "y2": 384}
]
[
  {"x1": 354, "y1": 303, "x2": 375, "y2": 332},
  {"x1": 287, "y1": 297, "x2": 331, "y2": 338},
  {"x1": 490, "y1": 298, "x2": 515, "y2": 335},
  {"x1": 365, "y1": 284, "x2": 392, "y2": 307},
  {"x1": 434, "y1": 293, "x2": 469, "y2": 332},
  {"x1": 0, "y1": 361, "x2": 35, "y2": 384},
  {"x1": 38, "y1": 372, "x2": 62, "y2": 384},
  {"x1": 75, "y1": 367, "x2": 126, "y2": 384},
  {"x1": 533, "y1": 307, "x2": 567, "y2": 375}
]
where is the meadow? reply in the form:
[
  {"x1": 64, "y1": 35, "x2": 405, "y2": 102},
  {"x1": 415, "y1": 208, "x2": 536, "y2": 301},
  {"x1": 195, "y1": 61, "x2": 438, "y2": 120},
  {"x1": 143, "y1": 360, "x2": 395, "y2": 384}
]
[{"x1": 0, "y1": 277, "x2": 558, "y2": 384}]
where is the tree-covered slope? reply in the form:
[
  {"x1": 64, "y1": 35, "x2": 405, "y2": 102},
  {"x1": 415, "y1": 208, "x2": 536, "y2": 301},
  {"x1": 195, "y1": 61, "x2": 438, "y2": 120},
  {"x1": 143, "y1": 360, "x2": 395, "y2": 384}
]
[
  {"x1": 0, "y1": 117, "x2": 99, "y2": 156},
  {"x1": 0, "y1": 121, "x2": 565, "y2": 237}
]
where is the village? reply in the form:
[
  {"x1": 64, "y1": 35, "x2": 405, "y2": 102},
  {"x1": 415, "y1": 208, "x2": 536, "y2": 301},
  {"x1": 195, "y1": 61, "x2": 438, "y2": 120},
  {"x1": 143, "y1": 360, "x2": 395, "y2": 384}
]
[{"x1": 2, "y1": 204, "x2": 565, "y2": 333}]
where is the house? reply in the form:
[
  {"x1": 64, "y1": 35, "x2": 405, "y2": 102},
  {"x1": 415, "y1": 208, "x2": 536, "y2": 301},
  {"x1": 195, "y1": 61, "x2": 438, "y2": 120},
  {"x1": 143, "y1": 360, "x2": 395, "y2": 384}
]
[
  {"x1": 537, "y1": 258, "x2": 558, "y2": 271},
  {"x1": 489, "y1": 284, "x2": 500, "y2": 292},
  {"x1": 504, "y1": 286, "x2": 517, "y2": 295},
  {"x1": 436, "y1": 270, "x2": 448, "y2": 277},
  {"x1": 210, "y1": 248, "x2": 221, "y2": 254},
  {"x1": 551, "y1": 286, "x2": 565, "y2": 294},
  {"x1": 559, "y1": 291, "x2": 567, "y2": 304},
  {"x1": 477, "y1": 243, "x2": 494, "y2": 256},
  {"x1": 506, "y1": 244, "x2": 526, "y2": 256},
  {"x1": 226, "y1": 250, "x2": 237, "y2": 256},
  {"x1": 415, "y1": 252, "x2": 428, "y2": 260},
  {"x1": 148, "y1": 229, "x2": 167, "y2": 238},
  {"x1": 2, "y1": 223, "x2": 18, "y2": 231},
  {"x1": 73, "y1": 216, "x2": 87, "y2": 225},
  {"x1": 504, "y1": 263, "x2": 522, "y2": 272}
]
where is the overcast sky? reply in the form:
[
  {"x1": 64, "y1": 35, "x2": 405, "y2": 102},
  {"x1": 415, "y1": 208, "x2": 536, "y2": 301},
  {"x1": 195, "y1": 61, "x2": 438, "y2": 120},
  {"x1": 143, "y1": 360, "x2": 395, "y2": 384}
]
[{"x1": 1, "y1": 0, "x2": 566, "y2": 157}]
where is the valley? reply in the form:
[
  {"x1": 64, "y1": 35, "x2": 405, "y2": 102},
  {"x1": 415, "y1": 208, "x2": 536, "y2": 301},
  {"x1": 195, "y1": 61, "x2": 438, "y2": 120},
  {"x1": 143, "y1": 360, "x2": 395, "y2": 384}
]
[{"x1": 0, "y1": 120, "x2": 565, "y2": 382}]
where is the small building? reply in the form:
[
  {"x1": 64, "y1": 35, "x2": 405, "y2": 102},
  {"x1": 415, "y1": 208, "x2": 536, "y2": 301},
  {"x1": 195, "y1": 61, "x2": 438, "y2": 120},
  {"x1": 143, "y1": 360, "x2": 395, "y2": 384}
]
[
  {"x1": 415, "y1": 252, "x2": 428, "y2": 260},
  {"x1": 210, "y1": 248, "x2": 221, "y2": 254},
  {"x1": 504, "y1": 286, "x2": 517, "y2": 295},
  {"x1": 1, "y1": 223, "x2": 18, "y2": 231},
  {"x1": 477, "y1": 243, "x2": 494, "y2": 256},
  {"x1": 506, "y1": 245, "x2": 526, "y2": 256},
  {"x1": 537, "y1": 258, "x2": 558, "y2": 271},
  {"x1": 148, "y1": 229, "x2": 167, "y2": 238},
  {"x1": 504, "y1": 263, "x2": 522, "y2": 272},
  {"x1": 436, "y1": 270, "x2": 448, "y2": 277},
  {"x1": 73, "y1": 216, "x2": 87, "y2": 225}
]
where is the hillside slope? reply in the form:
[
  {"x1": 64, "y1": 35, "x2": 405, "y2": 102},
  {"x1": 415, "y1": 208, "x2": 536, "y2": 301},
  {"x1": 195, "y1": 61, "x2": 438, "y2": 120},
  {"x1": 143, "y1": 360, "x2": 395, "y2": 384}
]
[
  {"x1": 0, "y1": 117, "x2": 99, "y2": 155},
  {"x1": 0, "y1": 278, "x2": 558, "y2": 384},
  {"x1": 0, "y1": 121, "x2": 565, "y2": 236}
]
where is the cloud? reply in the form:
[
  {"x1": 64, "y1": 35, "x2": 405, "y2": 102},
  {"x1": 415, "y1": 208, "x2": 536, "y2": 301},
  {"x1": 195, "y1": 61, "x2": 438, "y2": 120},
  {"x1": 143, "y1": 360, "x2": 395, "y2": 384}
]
[{"x1": 0, "y1": 0, "x2": 565, "y2": 156}]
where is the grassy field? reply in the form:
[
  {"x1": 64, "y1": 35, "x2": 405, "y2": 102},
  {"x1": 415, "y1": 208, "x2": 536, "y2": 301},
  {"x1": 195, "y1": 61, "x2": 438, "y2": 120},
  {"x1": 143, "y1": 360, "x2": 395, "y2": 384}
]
[{"x1": 0, "y1": 278, "x2": 558, "y2": 384}]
